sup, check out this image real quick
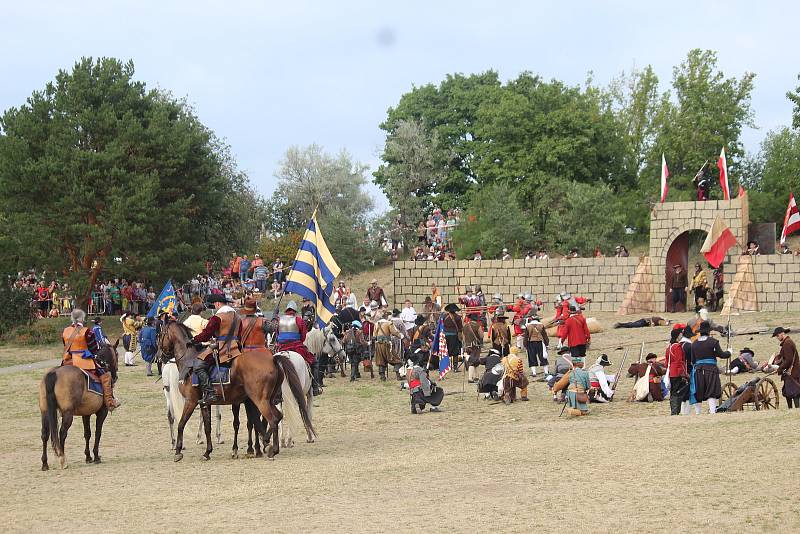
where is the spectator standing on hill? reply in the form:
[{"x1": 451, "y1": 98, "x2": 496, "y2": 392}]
[
  {"x1": 231, "y1": 252, "x2": 242, "y2": 281},
  {"x1": 272, "y1": 257, "x2": 285, "y2": 298},
  {"x1": 36, "y1": 281, "x2": 50, "y2": 316},
  {"x1": 239, "y1": 255, "x2": 251, "y2": 281},
  {"x1": 253, "y1": 259, "x2": 269, "y2": 294}
]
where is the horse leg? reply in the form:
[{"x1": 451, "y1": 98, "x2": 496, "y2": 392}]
[
  {"x1": 167, "y1": 404, "x2": 176, "y2": 450},
  {"x1": 174, "y1": 399, "x2": 198, "y2": 462},
  {"x1": 41, "y1": 414, "x2": 50, "y2": 471},
  {"x1": 58, "y1": 411, "x2": 74, "y2": 469},
  {"x1": 231, "y1": 403, "x2": 240, "y2": 458},
  {"x1": 215, "y1": 405, "x2": 224, "y2": 444},
  {"x1": 93, "y1": 408, "x2": 107, "y2": 463},
  {"x1": 83, "y1": 416, "x2": 92, "y2": 463},
  {"x1": 201, "y1": 404, "x2": 213, "y2": 460},
  {"x1": 250, "y1": 397, "x2": 281, "y2": 459},
  {"x1": 306, "y1": 389, "x2": 315, "y2": 443}
]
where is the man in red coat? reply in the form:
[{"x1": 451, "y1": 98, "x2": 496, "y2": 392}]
[
  {"x1": 560, "y1": 306, "x2": 591, "y2": 358},
  {"x1": 276, "y1": 300, "x2": 314, "y2": 363}
]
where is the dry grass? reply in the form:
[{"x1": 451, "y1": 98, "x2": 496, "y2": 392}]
[{"x1": 1, "y1": 308, "x2": 799, "y2": 533}]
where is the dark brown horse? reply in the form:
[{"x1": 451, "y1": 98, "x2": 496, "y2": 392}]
[
  {"x1": 158, "y1": 320, "x2": 315, "y2": 461},
  {"x1": 39, "y1": 340, "x2": 120, "y2": 470}
]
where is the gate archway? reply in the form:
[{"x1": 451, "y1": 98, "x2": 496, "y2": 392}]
[{"x1": 648, "y1": 197, "x2": 748, "y2": 313}]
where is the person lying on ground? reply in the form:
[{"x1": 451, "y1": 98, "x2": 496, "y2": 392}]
[{"x1": 614, "y1": 316, "x2": 670, "y2": 328}]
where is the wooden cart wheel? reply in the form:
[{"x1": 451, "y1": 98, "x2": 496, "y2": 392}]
[
  {"x1": 721, "y1": 382, "x2": 737, "y2": 402},
  {"x1": 756, "y1": 378, "x2": 780, "y2": 410}
]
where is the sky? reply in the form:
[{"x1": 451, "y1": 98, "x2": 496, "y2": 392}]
[{"x1": 1, "y1": 1, "x2": 798, "y2": 212}]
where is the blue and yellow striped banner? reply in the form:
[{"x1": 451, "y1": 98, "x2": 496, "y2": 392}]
[{"x1": 284, "y1": 214, "x2": 341, "y2": 327}]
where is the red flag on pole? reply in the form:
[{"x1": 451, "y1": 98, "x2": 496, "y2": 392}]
[
  {"x1": 780, "y1": 193, "x2": 800, "y2": 245},
  {"x1": 701, "y1": 216, "x2": 737, "y2": 268},
  {"x1": 660, "y1": 153, "x2": 669, "y2": 203},
  {"x1": 717, "y1": 147, "x2": 731, "y2": 200}
]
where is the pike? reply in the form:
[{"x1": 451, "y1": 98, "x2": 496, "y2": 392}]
[
  {"x1": 610, "y1": 348, "x2": 629, "y2": 393},
  {"x1": 627, "y1": 342, "x2": 645, "y2": 400}
]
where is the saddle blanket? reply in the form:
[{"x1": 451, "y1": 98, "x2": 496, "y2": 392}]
[
  {"x1": 80, "y1": 369, "x2": 103, "y2": 396},
  {"x1": 191, "y1": 366, "x2": 231, "y2": 387}
]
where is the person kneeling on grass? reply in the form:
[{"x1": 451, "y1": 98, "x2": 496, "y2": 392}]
[{"x1": 405, "y1": 353, "x2": 443, "y2": 414}]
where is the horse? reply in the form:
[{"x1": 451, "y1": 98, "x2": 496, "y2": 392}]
[
  {"x1": 162, "y1": 359, "x2": 223, "y2": 450},
  {"x1": 39, "y1": 339, "x2": 119, "y2": 470},
  {"x1": 320, "y1": 325, "x2": 347, "y2": 377},
  {"x1": 230, "y1": 350, "x2": 314, "y2": 457},
  {"x1": 158, "y1": 320, "x2": 315, "y2": 461}
]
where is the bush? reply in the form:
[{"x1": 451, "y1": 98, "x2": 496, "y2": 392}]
[
  {"x1": 0, "y1": 287, "x2": 34, "y2": 337},
  {"x1": 1, "y1": 316, "x2": 70, "y2": 345}
]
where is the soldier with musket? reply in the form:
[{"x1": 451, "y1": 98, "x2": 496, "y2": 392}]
[{"x1": 190, "y1": 294, "x2": 242, "y2": 405}]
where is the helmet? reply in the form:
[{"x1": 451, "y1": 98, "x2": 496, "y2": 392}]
[
  {"x1": 524, "y1": 293, "x2": 533, "y2": 302},
  {"x1": 493, "y1": 293, "x2": 502, "y2": 301},
  {"x1": 369, "y1": 300, "x2": 379, "y2": 310},
  {"x1": 285, "y1": 300, "x2": 298, "y2": 312},
  {"x1": 465, "y1": 286, "x2": 473, "y2": 293},
  {"x1": 351, "y1": 320, "x2": 362, "y2": 328}
]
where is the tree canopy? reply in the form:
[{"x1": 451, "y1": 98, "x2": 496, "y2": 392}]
[
  {"x1": 0, "y1": 57, "x2": 263, "y2": 304},
  {"x1": 375, "y1": 49, "x2": 764, "y2": 254}
]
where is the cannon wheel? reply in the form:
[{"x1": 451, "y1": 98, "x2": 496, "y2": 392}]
[
  {"x1": 721, "y1": 382, "x2": 738, "y2": 403},
  {"x1": 755, "y1": 377, "x2": 780, "y2": 410}
]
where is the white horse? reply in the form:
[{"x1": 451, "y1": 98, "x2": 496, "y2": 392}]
[
  {"x1": 319, "y1": 326, "x2": 347, "y2": 376},
  {"x1": 162, "y1": 360, "x2": 223, "y2": 449},
  {"x1": 273, "y1": 350, "x2": 314, "y2": 448}
]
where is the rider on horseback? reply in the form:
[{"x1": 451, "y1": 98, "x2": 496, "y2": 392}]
[
  {"x1": 189, "y1": 294, "x2": 242, "y2": 405},
  {"x1": 276, "y1": 300, "x2": 320, "y2": 395},
  {"x1": 62, "y1": 309, "x2": 121, "y2": 411},
  {"x1": 240, "y1": 297, "x2": 269, "y2": 351}
]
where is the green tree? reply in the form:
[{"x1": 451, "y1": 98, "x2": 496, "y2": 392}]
[
  {"x1": 646, "y1": 49, "x2": 755, "y2": 199},
  {"x1": 0, "y1": 57, "x2": 256, "y2": 306},
  {"x1": 745, "y1": 127, "x2": 800, "y2": 225},
  {"x1": 266, "y1": 144, "x2": 381, "y2": 274},
  {"x1": 373, "y1": 119, "x2": 441, "y2": 242},
  {"x1": 451, "y1": 183, "x2": 532, "y2": 259},
  {"x1": 788, "y1": 74, "x2": 800, "y2": 129}
]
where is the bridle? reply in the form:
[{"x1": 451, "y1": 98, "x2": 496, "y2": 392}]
[
  {"x1": 322, "y1": 326, "x2": 347, "y2": 359},
  {"x1": 158, "y1": 321, "x2": 192, "y2": 364}
]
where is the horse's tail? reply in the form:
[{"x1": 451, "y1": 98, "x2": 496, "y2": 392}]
[
  {"x1": 274, "y1": 353, "x2": 316, "y2": 441},
  {"x1": 163, "y1": 362, "x2": 185, "y2": 420},
  {"x1": 44, "y1": 370, "x2": 61, "y2": 457}
]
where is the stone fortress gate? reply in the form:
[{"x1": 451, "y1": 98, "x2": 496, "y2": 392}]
[{"x1": 393, "y1": 194, "x2": 797, "y2": 313}]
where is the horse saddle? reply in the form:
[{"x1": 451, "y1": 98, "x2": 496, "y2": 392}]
[
  {"x1": 190, "y1": 365, "x2": 231, "y2": 387},
  {"x1": 79, "y1": 369, "x2": 103, "y2": 396}
]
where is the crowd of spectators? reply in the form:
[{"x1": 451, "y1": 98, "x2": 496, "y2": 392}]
[{"x1": 411, "y1": 208, "x2": 460, "y2": 261}]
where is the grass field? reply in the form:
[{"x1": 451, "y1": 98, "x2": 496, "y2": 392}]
[{"x1": 1, "y1": 307, "x2": 799, "y2": 533}]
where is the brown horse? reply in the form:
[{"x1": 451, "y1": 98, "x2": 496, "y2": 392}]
[
  {"x1": 39, "y1": 339, "x2": 120, "y2": 471},
  {"x1": 158, "y1": 320, "x2": 315, "y2": 461}
]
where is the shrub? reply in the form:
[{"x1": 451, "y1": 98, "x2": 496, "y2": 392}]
[{"x1": 0, "y1": 287, "x2": 34, "y2": 337}]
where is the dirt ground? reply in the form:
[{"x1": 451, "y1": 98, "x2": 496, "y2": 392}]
[{"x1": 1, "y1": 308, "x2": 799, "y2": 533}]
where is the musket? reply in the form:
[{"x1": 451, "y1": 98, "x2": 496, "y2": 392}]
[
  {"x1": 610, "y1": 348, "x2": 629, "y2": 394},
  {"x1": 627, "y1": 342, "x2": 645, "y2": 400}
]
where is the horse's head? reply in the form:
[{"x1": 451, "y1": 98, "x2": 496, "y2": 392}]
[
  {"x1": 97, "y1": 339, "x2": 120, "y2": 384},
  {"x1": 158, "y1": 319, "x2": 194, "y2": 366},
  {"x1": 322, "y1": 327, "x2": 345, "y2": 358}
]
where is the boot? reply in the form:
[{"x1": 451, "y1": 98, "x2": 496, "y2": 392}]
[
  {"x1": 195, "y1": 367, "x2": 218, "y2": 405},
  {"x1": 99, "y1": 372, "x2": 121, "y2": 411},
  {"x1": 411, "y1": 402, "x2": 418, "y2": 414},
  {"x1": 379, "y1": 366, "x2": 387, "y2": 382}
]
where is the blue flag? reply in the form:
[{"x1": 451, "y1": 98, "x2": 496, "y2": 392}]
[
  {"x1": 430, "y1": 318, "x2": 451, "y2": 379},
  {"x1": 147, "y1": 280, "x2": 176, "y2": 318}
]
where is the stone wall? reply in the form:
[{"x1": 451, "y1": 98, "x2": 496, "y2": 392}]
[
  {"x1": 749, "y1": 254, "x2": 800, "y2": 312},
  {"x1": 393, "y1": 256, "x2": 641, "y2": 312}
]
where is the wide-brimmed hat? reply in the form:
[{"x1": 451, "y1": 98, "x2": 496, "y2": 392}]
[
  {"x1": 414, "y1": 315, "x2": 427, "y2": 326},
  {"x1": 597, "y1": 354, "x2": 611, "y2": 367},
  {"x1": 242, "y1": 298, "x2": 258, "y2": 314},
  {"x1": 370, "y1": 278, "x2": 378, "y2": 284},
  {"x1": 772, "y1": 327, "x2": 791, "y2": 337},
  {"x1": 739, "y1": 347, "x2": 755, "y2": 355},
  {"x1": 92, "y1": 316, "x2": 102, "y2": 324},
  {"x1": 645, "y1": 352, "x2": 658, "y2": 361},
  {"x1": 698, "y1": 321, "x2": 711, "y2": 335},
  {"x1": 206, "y1": 294, "x2": 230, "y2": 304},
  {"x1": 444, "y1": 303, "x2": 460, "y2": 313}
]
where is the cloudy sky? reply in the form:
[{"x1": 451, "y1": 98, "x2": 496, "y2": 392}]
[{"x1": 1, "y1": 1, "x2": 797, "y2": 210}]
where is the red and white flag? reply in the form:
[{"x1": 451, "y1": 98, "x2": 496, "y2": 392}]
[
  {"x1": 781, "y1": 193, "x2": 800, "y2": 245},
  {"x1": 701, "y1": 216, "x2": 737, "y2": 268},
  {"x1": 717, "y1": 147, "x2": 731, "y2": 200},
  {"x1": 660, "y1": 153, "x2": 669, "y2": 203}
]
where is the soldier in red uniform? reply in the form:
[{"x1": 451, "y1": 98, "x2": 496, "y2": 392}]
[
  {"x1": 274, "y1": 300, "x2": 311, "y2": 359},
  {"x1": 62, "y1": 309, "x2": 120, "y2": 410},
  {"x1": 559, "y1": 304, "x2": 591, "y2": 358},
  {"x1": 190, "y1": 294, "x2": 242, "y2": 405}
]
